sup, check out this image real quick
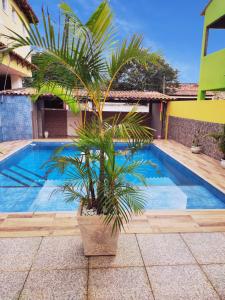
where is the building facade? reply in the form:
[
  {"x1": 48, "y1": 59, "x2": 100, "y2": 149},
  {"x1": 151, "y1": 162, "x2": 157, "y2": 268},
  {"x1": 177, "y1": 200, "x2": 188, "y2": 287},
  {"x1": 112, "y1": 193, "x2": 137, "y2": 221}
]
[
  {"x1": 0, "y1": 88, "x2": 174, "y2": 141},
  {"x1": 0, "y1": 0, "x2": 38, "y2": 141},
  {"x1": 198, "y1": 0, "x2": 225, "y2": 100},
  {"x1": 0, "y1": 0, "x2": 38, "y2": 90}
]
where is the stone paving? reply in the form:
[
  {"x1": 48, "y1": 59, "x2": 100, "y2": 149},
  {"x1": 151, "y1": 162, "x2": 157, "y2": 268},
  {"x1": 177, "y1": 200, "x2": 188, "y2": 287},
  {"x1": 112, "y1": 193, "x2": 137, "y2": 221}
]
[{"x1": 1, "y1": 233, "x2": 225, "y2": 299}]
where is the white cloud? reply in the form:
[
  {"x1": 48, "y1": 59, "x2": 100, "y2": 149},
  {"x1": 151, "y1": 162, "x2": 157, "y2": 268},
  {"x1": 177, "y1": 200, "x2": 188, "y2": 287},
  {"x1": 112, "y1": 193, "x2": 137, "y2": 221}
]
[
  {"x1": 169, "y1": 60, "x2": 200, "y2": 83},
  {"x1": 115, "y1": 18, "x2": 141, "y2": 35},
  {"x1": 70, "y1": 0, "x2": 101, "y2": 14}
]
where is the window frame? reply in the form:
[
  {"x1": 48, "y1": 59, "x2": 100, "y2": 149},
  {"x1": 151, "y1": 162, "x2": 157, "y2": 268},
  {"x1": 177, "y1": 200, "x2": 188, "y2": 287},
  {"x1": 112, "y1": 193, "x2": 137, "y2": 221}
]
[
  {"x1": 2, "y1": 0, "x2": 7, "y2": 12},
  {"x1": 12, "y1": 7, "x2": 17, "y2": 23}
]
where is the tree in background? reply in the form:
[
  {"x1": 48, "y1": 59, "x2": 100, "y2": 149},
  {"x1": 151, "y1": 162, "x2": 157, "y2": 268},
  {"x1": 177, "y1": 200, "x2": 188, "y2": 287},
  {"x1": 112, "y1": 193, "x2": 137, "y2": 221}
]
[{"x1": 112, "y1": 50, "x2": 179, "y2": 93}]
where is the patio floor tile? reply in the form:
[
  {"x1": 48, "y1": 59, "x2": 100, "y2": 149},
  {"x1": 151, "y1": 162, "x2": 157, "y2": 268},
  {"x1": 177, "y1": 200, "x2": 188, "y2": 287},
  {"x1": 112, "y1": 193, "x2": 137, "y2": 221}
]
[
  {"x1": 0, "y1": 237, "x2": 41, "y2": 271},
  {"x1": 137, "y1": 234, "x2": 195, "y2": 266},
  {"x1": 32, "y1": 236, "x2": 88, "y2": 270},
  {"x1": 20, "y1": 269, "x2": 87, "y2": 300},
  {"x1": 147, "y1": 265, "x2": 219, "y2": 300},
  {"x1": 181, "y1": 233, "x2": 225, "y2": 264},
  {"x1": 0, "y1": 271, "x2": 28, "y2": 300},
  {"x1": 89, "y1": 234, "x2": 143, "y2": 268},
  {"x1": 202, "y1": 264, "x2": 225, "y2": 299},
  {"x1": 88, "y1": 267, "x2": 153, "y2": 300}
]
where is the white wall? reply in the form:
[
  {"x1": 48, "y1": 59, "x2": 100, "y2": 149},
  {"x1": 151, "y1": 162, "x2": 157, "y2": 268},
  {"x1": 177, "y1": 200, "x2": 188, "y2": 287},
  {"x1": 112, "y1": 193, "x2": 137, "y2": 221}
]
[
  {"x1": 0, "y1": 0, "x2": 31, "y2": 61},
  {"x1": 11, "y1": 74, "x2": 23, "y2": 88},
  {"x1": 67, "y1": 111, "x2": 82, "y2": 136},
  {"x1": 80, "y1": 102, "x2": 149, "y2": 113}
]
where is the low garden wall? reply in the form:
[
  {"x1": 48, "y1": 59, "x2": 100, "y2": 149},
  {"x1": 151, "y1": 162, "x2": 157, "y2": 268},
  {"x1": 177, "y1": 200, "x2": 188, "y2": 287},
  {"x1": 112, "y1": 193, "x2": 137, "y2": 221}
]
[
  {"x1": 166, "y1": 100, "x2": 225, "y2": 160},
  {"x1": 168, "y1": 116, "x2": 223, "y2": 160}
]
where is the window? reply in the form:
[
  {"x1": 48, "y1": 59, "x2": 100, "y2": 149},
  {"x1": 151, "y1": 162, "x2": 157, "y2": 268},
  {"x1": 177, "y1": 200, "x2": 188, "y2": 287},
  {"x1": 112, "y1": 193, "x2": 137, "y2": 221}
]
[
  {"x1": 204, "y1": 15, "x2": 225, "y2": 55},
  {"x1": 12, "y1": 7, "x2": 17, "y2": 22},
  {"x1": 2, "y1": 0, "x2": 7, "y2": 11}
]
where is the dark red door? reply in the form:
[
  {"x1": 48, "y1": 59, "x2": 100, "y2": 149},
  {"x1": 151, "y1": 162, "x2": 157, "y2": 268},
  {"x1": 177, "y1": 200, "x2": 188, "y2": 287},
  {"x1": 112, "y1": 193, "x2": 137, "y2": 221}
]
[{"x1": 44, "y1": 109, "x2": 67, "y2": 137}]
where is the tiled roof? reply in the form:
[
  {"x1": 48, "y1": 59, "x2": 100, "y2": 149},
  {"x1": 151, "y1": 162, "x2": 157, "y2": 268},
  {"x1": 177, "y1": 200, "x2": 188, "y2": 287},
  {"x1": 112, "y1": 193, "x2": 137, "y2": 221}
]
[
  {"x1": 14, "y1": 0, "x2": 38, "y2": 23},
  {"x1": 170, "y1": 83, "x2": 214, "y2": 97},
  {"x1": 0, "y1": 88, "x2": 175, "y2": 101},
  {"x1": 0, "y1": 43, "x2": 36, "y2": 70}
]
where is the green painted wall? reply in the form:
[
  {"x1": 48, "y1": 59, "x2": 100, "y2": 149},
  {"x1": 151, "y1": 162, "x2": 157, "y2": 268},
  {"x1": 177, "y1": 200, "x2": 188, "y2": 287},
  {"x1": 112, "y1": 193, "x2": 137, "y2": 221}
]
[{"x1": 198, "y1": 0, "x2": 225, "y2": 99}]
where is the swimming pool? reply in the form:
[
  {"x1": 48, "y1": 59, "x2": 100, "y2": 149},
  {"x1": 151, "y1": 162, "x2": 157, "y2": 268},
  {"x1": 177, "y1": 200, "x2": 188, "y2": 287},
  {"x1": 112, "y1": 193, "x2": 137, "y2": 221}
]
[{"x1": 0, "y1": 142, "x2": 225, "y2": 212}]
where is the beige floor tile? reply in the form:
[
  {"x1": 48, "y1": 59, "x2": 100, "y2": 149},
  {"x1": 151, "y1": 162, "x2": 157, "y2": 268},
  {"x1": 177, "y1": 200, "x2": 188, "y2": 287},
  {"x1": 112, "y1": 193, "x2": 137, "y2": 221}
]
[
  {"x1": 0, "y1": 237, "x2": 41, "y2": 271},
  {"x1": 202, "y1": 264, "x2": 225, "y2": 299},
  {"x1": 89, "y1": 267, "x2": 153, "y2": 300},
  {"x1": 181, "y1": 232, "x2": 225, "y2": 264},
  {"x1": 32, "y1": 236, "x2": 88, "y2": 270},
  {"x1": 147, "y1": 265, "x2": 219, "y2": 300},
  {"x1": 0, "y1": 271, "x2": 28, "y2": 299},
  {"x1": 21, "y1": 269, "x2": 87, "y2": 300},
  {"x1": 137, "y1": 233, "x2": 195, "y2": 266}
]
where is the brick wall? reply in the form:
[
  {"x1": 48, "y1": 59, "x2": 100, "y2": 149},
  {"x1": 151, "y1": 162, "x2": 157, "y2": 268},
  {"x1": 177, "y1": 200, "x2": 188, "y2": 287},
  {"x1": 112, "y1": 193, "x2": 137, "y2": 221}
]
[
  {"x1": 0, "y1": 95, "x2": 33, "y2": 141},
  {"x1": 168, "y1": 116, "x2": 224, "y2": 160}
]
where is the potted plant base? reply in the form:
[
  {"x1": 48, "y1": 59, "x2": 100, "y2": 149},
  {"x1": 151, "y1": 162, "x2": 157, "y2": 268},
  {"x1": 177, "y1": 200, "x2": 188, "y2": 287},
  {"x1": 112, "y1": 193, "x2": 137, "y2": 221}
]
[
  {"x1": 191, "y1": 146, "x2": 202, "y2": 154},
  {"x1": 77, "y1": 208, "x2": 119, "y2": 256},
  {"x1": 221, "y1": 159, "x2": 225, "y2": 169}
]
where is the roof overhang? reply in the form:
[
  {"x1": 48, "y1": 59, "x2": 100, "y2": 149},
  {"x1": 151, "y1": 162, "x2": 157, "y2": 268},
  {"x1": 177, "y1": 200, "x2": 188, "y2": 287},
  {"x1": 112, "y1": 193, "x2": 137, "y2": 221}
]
[
  {"x1": 201, "y1": 0, "x2": 213, "y2": 16},
  {"x1": 14, "y1": 0, "x2": 38, "y2": 24},
  {"x1": 0, "y1": 88, "x2": 176, "y2": 101},
  {"x1": 0, "y1": 43, "x2": 37, "y2": 71}
]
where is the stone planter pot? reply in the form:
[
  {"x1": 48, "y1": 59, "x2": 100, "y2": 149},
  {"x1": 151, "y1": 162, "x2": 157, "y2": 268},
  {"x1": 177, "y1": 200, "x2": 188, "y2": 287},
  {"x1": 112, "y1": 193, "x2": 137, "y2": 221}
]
[
  {"x1": 221, "y1": 159, "x2": 225, "y2": 169},
  {"x1": 191, "y1": 146, "x2": 202, "y2": 154},
  {"x1": 44, "y1": 131, "x2": 49, "y2": 139},
  {"x1": 77, "y1": 208, "x2": 119, "y2": 256}
]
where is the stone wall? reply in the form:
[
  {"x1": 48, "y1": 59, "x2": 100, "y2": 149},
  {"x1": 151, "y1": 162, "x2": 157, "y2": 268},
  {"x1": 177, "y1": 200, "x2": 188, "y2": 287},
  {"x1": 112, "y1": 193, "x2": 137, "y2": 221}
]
[
  {"x1": 168, "y1": 116, "x2": 224, "y2": 160},
  {"x1": 0, "y1": 95, "x2": 33, "y2": 142}
]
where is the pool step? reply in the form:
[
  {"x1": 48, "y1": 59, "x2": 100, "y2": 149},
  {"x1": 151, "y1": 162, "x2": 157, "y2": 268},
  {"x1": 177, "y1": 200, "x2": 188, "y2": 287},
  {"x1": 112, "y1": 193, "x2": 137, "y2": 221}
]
[
  {"x1": 2, "y1": 168, "x2": 42, "y2": 187},
  {"x1": 14, "y1": 165, "x2": 45, "y2": 181},
  {"x1": 141, "y1": 185, "x2": 188, "y2": 210},
  {"x1": 145, "y1": 177, "x2": 175, "y2": 186}
]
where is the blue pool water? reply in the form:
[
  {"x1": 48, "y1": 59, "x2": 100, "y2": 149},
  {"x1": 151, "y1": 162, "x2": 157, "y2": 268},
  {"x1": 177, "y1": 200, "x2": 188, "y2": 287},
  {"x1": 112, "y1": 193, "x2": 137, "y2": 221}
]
[{"x1": 0, "y1": 142, "x2": 225, "y2": 212}]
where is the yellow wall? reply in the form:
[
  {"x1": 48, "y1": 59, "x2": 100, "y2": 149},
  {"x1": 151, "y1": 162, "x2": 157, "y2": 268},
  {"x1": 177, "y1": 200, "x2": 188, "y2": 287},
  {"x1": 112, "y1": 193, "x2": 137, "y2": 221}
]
[
  {"x1": 0, "y1": 0, "x2": 32, "y2": 77},
  {"x1": 0, "y1": 54, "x2": 32, "y2": 77},
  {"x1": 167, "y1": 100, "x2": 225, "y2": 124},
  {"x1": 166, "y1": 100, "x2": 225, "y2": 138}
]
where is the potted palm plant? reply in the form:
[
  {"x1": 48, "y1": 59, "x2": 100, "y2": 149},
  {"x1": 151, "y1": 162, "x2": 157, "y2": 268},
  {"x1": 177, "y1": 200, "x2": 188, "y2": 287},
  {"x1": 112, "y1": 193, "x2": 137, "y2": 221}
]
[
  {"x1": 208, "y1": 125, "x2": 225, "y2": 169},
  {"x1": 191, "y1": 130, "x2": 202, "y2": 154},
  {"x1": 4, "y1": 1, "x2": 157, "y2": 255},
  {"x1": 47, "y1": 113, "x2": 153, "y2": 255}
]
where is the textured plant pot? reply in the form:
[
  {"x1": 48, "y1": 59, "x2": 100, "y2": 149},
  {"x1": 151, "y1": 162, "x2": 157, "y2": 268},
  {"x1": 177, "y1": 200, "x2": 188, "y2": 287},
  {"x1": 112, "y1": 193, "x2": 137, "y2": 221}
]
[
  {"x1": 191, "y1": 146, "x2": 202, "y2": 154},
  {"x1": 44, "y1": 131, "x2": 49, "y2": 138},
  {"x1": 221, "y1": 159, "x2": 225, "y2": 169},
  {"x1": 77, "y1": 209, "x2": 119, "y2": 256}
]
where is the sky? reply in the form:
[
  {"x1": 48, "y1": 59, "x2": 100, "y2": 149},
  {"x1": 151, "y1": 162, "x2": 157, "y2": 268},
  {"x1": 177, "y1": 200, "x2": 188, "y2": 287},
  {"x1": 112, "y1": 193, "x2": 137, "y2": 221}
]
[{"x1": 28, "y1": 0, "x2": 210, "y2": 83}]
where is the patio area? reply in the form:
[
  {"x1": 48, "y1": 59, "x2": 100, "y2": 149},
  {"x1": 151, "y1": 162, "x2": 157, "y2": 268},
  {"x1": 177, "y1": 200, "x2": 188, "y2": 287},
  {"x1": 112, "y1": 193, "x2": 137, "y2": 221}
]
[
  {"x1": 1, "y1": 232, "x2": 225, "y2": 299},
  {"x1": 0, "y1": 139, "x2": 225, "y2": 299}
]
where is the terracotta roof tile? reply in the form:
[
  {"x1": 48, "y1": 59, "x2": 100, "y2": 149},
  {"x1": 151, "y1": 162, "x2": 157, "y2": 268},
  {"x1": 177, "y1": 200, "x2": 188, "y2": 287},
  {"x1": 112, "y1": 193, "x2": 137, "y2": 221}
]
[
  {"x1": 0, "y1": 43, "x2": 37, "y2": 70},
  {"x1": 170, "y1": 83, "x2": 214, "y2": 97},
  {"x1": 14, "y1": 0, "x2": 38, "y2": 23},
  {"x1": 0, "y1": 88, "x2": 175, "y2": 101}
]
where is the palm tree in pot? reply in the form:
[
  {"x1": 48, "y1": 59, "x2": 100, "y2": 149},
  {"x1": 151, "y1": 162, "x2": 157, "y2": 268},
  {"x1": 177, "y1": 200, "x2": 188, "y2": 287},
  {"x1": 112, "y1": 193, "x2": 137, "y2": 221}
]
[
  {"x1": 208, "y1": 125, "x2": 225, "y2": 169},
  {"x1": 3, "y1": 1, "x2": 157, "y2": 255}
]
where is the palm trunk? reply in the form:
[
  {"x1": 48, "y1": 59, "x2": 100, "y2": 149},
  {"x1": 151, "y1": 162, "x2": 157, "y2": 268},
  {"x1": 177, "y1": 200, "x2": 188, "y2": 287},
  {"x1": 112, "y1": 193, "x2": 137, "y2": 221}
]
[
  {"x1": 85, "y1": 150, "x2": 96, "y2": 209},
  {"x1": 97, "y1": 117, "x2": 105, "y2": 214}
]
